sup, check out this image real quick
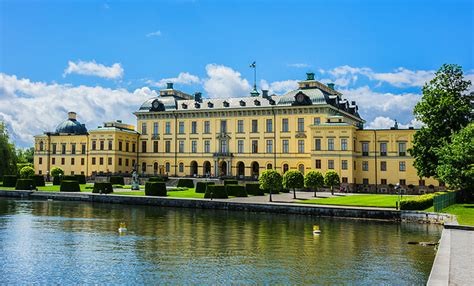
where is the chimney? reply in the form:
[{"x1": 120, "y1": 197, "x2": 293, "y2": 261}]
[
  {"x1": 351, "y1": 101, "x2": 356, "y2": 105},
  {"x1": 306, "y1": 72, "x2": 315, "y2": 80},
  {"x1": 327, "y1": 83, "x2": 335, "y2": 90},
  {"x1": 262, "y1": 90, "x2": 269, "y2": 98},
  {"x1": 68, "y1": 112, "x2": 77, "y2": 120},
  {"x1": 166, "y1": 82, "x2": 174, "y2": 89},
  {"x1": 194, "y1": 92, "x2": 202, "y2": 102}
]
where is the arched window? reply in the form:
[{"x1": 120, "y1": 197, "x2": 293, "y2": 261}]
[
  {"x1": 298, "y1": 164, "x2": 305, "y2": 174},
  {"x1": 142, "y1": 162, "x2": 146, "y2": 173},
  {"x1": 267, "y1": 163, "x2": 272, "y2": 170},
  {"x1": 179, "y1": 162, "x2": 184, "y2": 173},
  {"x1": 153, "y1": 162, "x2": 158, "y2": 175},
  {"x1": 39, "y1": 141, "x2": 44, "y2": 151},
  {"x1": 283, "y1": 164, "x2": 289, "y2": 173},
  {"x1": 165, "y1": 162, "x2": 170, "y2": 173}
]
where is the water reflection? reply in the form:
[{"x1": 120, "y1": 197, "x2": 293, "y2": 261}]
[{"x1": 0, "y1": 198, "x2": 441, "y2": 284}]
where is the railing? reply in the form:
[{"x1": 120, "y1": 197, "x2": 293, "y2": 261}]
[
  {"x1": 213, "y1": 152, "x2": 233, "y2": 157},
  {"x1": 434, "y1": 191, "x2": 457, "y2": 212},
  {"x1": 151, "y1": 134, "x2": 159, "y2": 140}
]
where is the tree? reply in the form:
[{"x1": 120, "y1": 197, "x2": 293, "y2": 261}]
[
  {"x1": 324, "y1": 171, "x2": 340, "y2": 195},
  {"x1": 19, "y1": 166, "x2": 35, "y2": 178},
  {"x1": 283, "y1": 170, "x2": 304, "y2": 199},
  {"x1": 409, "y1": 64, "x2": 472, "y2": 178},
  {"x1": 436, "y1": 123, "x2": 474, "y2": 199},
  {"x1": 50, "y1": 166, "x2": 64, "y2": 178},
  {"x1": 17, "y1": 147, "x2": 34, "y2": 164},
  {"x1": 304, "y1": 170, "x2": 324, "y2": 197},
  {"x1": 0, "y1": 122, "x2": 18, "y2": 177},
  {"x1": 259, "y1": 169, "x2": 283, "y2": 201}
]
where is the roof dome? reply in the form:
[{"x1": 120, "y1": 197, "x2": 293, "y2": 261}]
[{"x1": 55, "y1": 112, "x2": 88, "y2": 134}]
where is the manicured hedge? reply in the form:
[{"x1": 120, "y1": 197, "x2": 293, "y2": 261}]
[
  {"x1": 53, "y1": 176, "x2": 61, "y2": 185},
  {"x1": 93, "y1": 182, "x2": 113, "y2": 194},
  {"x1": 281, "y1": 188, "x2": 290, "y2": 193},
  {"x1": 400, "y1": 194, "x2": 436, "y2": 210},
  {"x1": 177, "y1": 178, "x2": 194, "y2": 188},
  {"x1": 196, "y1": 181, "x2": 215, "y2": 193},
  {"x1": 224, "y1": 179, "x2": 238, "y2": 186},
  {"x1": 15, "y1": 179, "x2": 35, "y2": 190},
  {"x1": 112, "y1": 184, "x2": 124, "y2": 189},
  {"x1": 33, "y1": 175, "x2": 45, "y2": 187},
  {"x1": 62, "y1": 175, "x2": 77, "y2": 181},
  {"x1": 145, "y1": 181, "x2": 167, "y2": 196},
  {"x1": 60, "y1": 180, "x2": 81, "y2": 192},
  {"x1": 226, "y1": 184, "x2": 247, "y2": 197},
  {"x1": 148, "y1": 177, "x2": 164, "y2": 182},
  {"x1": 110, "y1": 176, "x2": 125, "y2": 185},
  {"x1": 3, "y1": 175, "x2": 17, "y2": 187},
  {"x1": 75, "y1": 174, "x2": 86, "y2": 184},
  {"x1": 245, "y1": 183, "x2": 264, "y2": 196},
  {"x1": 204, "y1": 185, "x2": 228, "y2": 199}
]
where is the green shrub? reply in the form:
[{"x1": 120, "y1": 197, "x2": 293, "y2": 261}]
[
  {"x1": 245, "y1": 183, "x2": 264, "y2": 196},
  {"x1": 177, "y1": 178, "x2": 194, "y2": 188},
  {"x1": 148, "y1": 177, "x2": 164, "y2": 182},
  {"x1": 196, "y1": 181, "x2": 215, "y2": 193},
  {"x1": 112, "y1": 184, "x2": 124, "y2": 189},
  {"x1": 53, "y1": 176, "x2": 61, "y2": 185},
  {"x1": 3, "y1": 175, "x2": 17, "y2": 187},
  {"x1": 75, "y1": 174, "x2": 86, "y2": 184},
  {"x1": 15, "y1": 179, "x2": 35, "y2": 190},
  {"x1": 110, "y1": 176, "x2": 125, "y2": 185},
  {"x1": 400, "y1": 194, "x2": 436, "y2": 210},
  {"x1": 280, "y1": 188, "x2": 289, "y2": 193},
  {"x1": 50, "y1": 167, "x2": 64, "y2": 177},
  {"x1": 20, "y1": 166, "x2": 35, "y2": 178},
  {"x1": 224, "y1": 179, "x2": 238, "y2": 186},
  {"x1": 145, "y1": 181, "x2": 167, "y2": 196},
  {"x1": 85, "y1": 185, "x2": 94, "y2": 189},
  {"x1": 172, "y1": 187, "x2": 188, "y2": 191},
  {"x1": 33, "y1": 175, "x2": 45, "y2": 187},
  {"x1": 226, "y1": 184, "x2": 247, "y2": 197},
  {"x1": 93, "y1": 182, "x2": 113, "y2": 194},
  {"x1": 62, "y1": 175, "x2": 77, "y2": 181},
  {"x1": 204, "y1": 184, "x2": 228, "y2": 199},
  {"x1": 60, "y1": 180, "x2": 81, "y2": 192}
]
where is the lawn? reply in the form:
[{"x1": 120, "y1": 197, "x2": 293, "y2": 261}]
[
  {"x1": 439, "y1": 204, "x2": 474, "y2": 226},
  {"x1": 297, "y1": 194, "x2": 400, "y2": 208},
  {"x1": 115, "y1": 188, "x2": 205, "y2": 199},
  {"x1": 0, "y1": 184, "x2": 93, "y2": 192}
]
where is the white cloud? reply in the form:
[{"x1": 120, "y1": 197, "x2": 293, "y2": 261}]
[
  {"x1": 146, "y1": 30, "x2": 162, "y2": 37},
  {"x1": 63, "y1": 60, "x2": 124, "y2": 79},
  {"x1": 288, "y1": 63, "x2": 310, "y2": 68},
  {"x1": 366, "y1": 116, "x2": 424, "y2": 129},
  {"x1": 0, "y1": 73, "x2": 154, "y2": 146},
  {"x1": 203, "y1": 64, "x2": 251, "y2": 98},
  {"x1": 148, "y1": 72, "x2": 201, "y2": 87},
  {"x1": 260, "y1": 79, "x2": 299, "y2": 94}
]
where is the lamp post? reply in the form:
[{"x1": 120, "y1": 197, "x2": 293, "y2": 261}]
[{"x1": 395, "y1": 183, "x2": 401, "y2": 210}]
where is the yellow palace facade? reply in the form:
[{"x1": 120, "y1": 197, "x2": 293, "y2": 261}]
[{"x1": 34, "y1": 73, "x2": 442, "y2": 192}]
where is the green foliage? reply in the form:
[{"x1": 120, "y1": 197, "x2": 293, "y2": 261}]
[
  {"x1": 324, "y1": 171, "x2": 340, "y2": 188},
  {"x1": 19, "y1": 166, "x2": 35, "y2": 178},
  {"x1": 171, "y1": 187, "x2": 188, "y2": 191},
  {"x1": 16, "y1": 147, "x2": 34, "y2": 164},
  {"x1": 259, "y1": 169, "x2": 283, "y2": 194},
  {"x1": 282, "y1": 170, "x2": 304, "y2": 190},
  {"x1": 195, "y1": 181, "x2": 215, "y2": 193},
  {"x1": 33, "y1": 175, "x2": 45, "y2": 187},
  {"x1": 226, "y1": 184, "x2": 247, "y2": 197},
  {"x1": 62, "y1": 175, "x2": 77, "y2": 181},
  {"x1": 17, "y1": 163, "x2": 33, "y2": 174},
  {"x1": 0, "y1": 126, "x2": 18, "y2": 177},
  {"x1": 400, "y1": 194, "x2": 436, "y2": 210},
  {"x1": 2, "y1": 175, "x2": 17, "y2": 187},
  {"x1": 145, "y1": 181, "x2": 167, "y2": 196},
  {"x1": 304, "y1": 170, "x2": 324, "y2": 195},
  {"x1": 74, "y1": 174, "x2": 86, "y2": 184},
  {"x1": 50, "y1": 167, "x2": 64, "y2": 178},
  {"x1": 246, "y1": 182, "x2": 265, "y2": 196},
  {"x1": 112, "y1": 184, "x2": 124, "y2": 188},
  {"x1": 52, "y1": 176, "x2": 61, "y2": 185},
  {"x1": 177, "y1": 178, "x2": 194, "y2": 188},
  {"x1": 60, "y1": 180, "x2": 80, "y2": 192},
  {"x1": 93, "y1": 182, "x2": 114, "y2": 194},
  {"x1": 224, "y1": 179, "x2": 238, "y2": 186},
  {"x1": 110, "y1": 176, "x2": 125, "y2": 185},
  {"x1": 15, "y1": 178, "x2": 35, "y2": 190},
  {"x1": 204, "y1": 184, "x2": 228, "y2": 199},
  {"x1": 410, "y1": 64, "x2": 472, "y2": 178},
  {"x1": 148, "y1": 177, "x2": 164, "y2": 182}
]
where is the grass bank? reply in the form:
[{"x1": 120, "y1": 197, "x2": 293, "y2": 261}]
[
  {"x1": 297, "y1": 194, "x2": 400, "y2": 208},
  {"x1": 116, "y1": 188, "x2": 204, "y2": 199},
  {"x1": 440, "y1": 204, "x2": 474, "y2": 226}
]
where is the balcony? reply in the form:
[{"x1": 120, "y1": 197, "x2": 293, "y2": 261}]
[
  {"x1": 213, "y1": 152, "x2": 233, "y2": 158},
  {"x1": 380, "y1": 151, "x2": 387, "y2": 156},
  {"x1": 151, "y1": 134, "x2": 160, "y2": 140},
  {"x1": 362, "y1": 152, "x2": 369, "y2": 156}
]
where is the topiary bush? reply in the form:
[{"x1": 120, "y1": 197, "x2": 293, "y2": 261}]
[
  {"x1": 33, "y1": 175, "x2": 45, "y2": 187},
  {"x1": 177, "y1": 178, "x2": 194, "y2": 188},
  {"x1": 224, "y1": 179, "x2": 238, "y2": 186},
  {"x1": 19, "y1": 166, "x2": 35, "y2": 178},
  {"x1": 196, "y1": 181, "x2": 215, "y2": 193},
  {"x1": 280, "y1": 188, "x2": 289, "y2": 193},
  {"x1": 148, "y1": 177, "x2": 164, "y2": 182},
  {"x1": 75, "y1": 174, "x2": 86, "y2": 184},
  {"x1": 60, "y1": 180, "x2": 81, "y2": 192},
  {"x1": 226, "y1": 184, "x2": 247, "y2": 197},
  {"x1": 50, "y1": 166, "x2": 64, "y2": 178},
  {"x1": 93, "y1": 182, "x2": 113, "y2": 194},
  {"x1": 3, "y1": 175, "x2": 17, "y2": 187},
  {"x1": 110, "y1": 176, "x2": 125, "y2": 185},
  {"x1": 53, "y1": 176, "x2": 61, "y2": 185},
  {"x1": 15, "y1": 178, "x2": 35, "y2": 190},
  {"x1": 62, "y1": 175, "x2": 77, "y2": 181},
  {"x1": 204, "y1": 184, "x2": 228, "y2": 199},
  {"x1": 400, "y1": 193, "x2": 436, "y2": 210},
  {"x1": 260, "y1": 169, "x2": 283, "y2": 195},
  {"x1": 145, "y1": 181, "x2": 167, "y2": 196},
  {"x1": 245, "y1": 182, "x2": 265, "y2": 196}
]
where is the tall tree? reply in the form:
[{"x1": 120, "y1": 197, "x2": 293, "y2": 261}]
[
  {"x1": 324, "y1": 171, "x2": 340, "y2": 195},
  {"x1": 304, "y1": 170, "x2": 324, "y2": 197},
  {"x1": 410, "y1": 64, "x2": 472, "y2": 178},
  {"x1": 0, "y1": 122, "x2": 18, "y2": 177},
  {"x1": 283, "y1": 170, "x2": 304, "y2": 199}
]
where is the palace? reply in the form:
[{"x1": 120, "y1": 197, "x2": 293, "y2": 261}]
[{"x1": 34, "y1": 72, "x2": 443, "y2": 192}]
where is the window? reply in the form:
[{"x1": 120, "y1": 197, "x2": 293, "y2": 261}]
[
  {"x1": 298, "y1": 140, "x2": 305, "y2": 153},
  {"x1": 315, "y1": 139, "x2": 321, "y2": 151},
  {"x1": 204, "y1": 140, "x2": 210, "y2": 153},
  {"x1": 315, "y1": 160, "x2": 321, "y2": 169},
  {"x1": 52, "y1": 158, "x2": 55, "y2": 164},
  {"x1": 341, "y1": 139, "x2": 347, "y2": 151},
  {"x1": 314, "y1": 117, "x2": 320, "y2": 125},
  {"x1": 126, "y1": 159, "x2": 129, "y2": 166},
  {"x1": 71, "y1": 144, "x2": 76, "y2": 154},
  {"x1": 132, "y1": 143, "x2": 136, "y2": 153},
  {"x1": 52, "y1": 143, "x2": 57, "y2": 154},
  {"x1": 328, "y1": 138, "x2": 334, "y2": 151},
  {"x1": 81, "y1": 158, "x2": 85, "y2": 165},
  {"x1": 92, "y1": 157, "x2": 96, "y2": 165},
  {"x1": 142, "y1": 122, "x2": 147, "y2": 135},
  {"x1": 39, "y1": 157, "x2": 42, "y2": 164},
  {"x1": 419, "y1": 180, "x2": 425, "y2": 186},
  {"x1": 380, "y1": 161, "x2": 387, "y2": 171},
  {"x1": 353, "y1": 161, "x2": 356, "y2": 170},
  {"x1": 362, "y1": 161, "x2": 369, "y2": 171},
  {"x1": 252, "y1": 140, "x2": 258, "y2": 153},
  {"x1": 282, "y1": 118, "x2": 289, "y2": 132},
  {"x1": 71, "y1": 158, "x2": 75, "y2": 165},
  {"x1": 99, "y1": 141, "x2": 104, "y2": 151},
  {"x1": 399, "y1": 161, "x2": 406, "y2": 171},
  {"x1": 191, "y1": 141, "x2": 197, "y2": 153},
  {"x1": 380, "y1": 142, "x2": 387, "y2": 156},
  {"x1": 153, "y1": 141, "x2": 158, "y2": 153},
  {"x1": 153, "y1": 122, "x2": 159, "y2": 135},
  {"x1": 283, "y1": 164, "x2": 289, "y2": 173},
  {"x1": 126, "y1": 142, "x2": 129, "y2": 152},
  {"x1": 342, "y1": 177, "x2": 348, "y2": 183},
  {"x1": 342, "y1": 160, "x2": 348, "y2": 170},
  {"x1": 132, "y1": 160, "x2": 135, "y2": 168},
  {"x1": 398, "y1": 142, "x2": 406, "y2": 156},
  {"x1": 39, "y1": 141, "x2": 44, "y2": 151},
  {"x1": 297, "y1": 118, "x2": 304, "y2": 132},
  {"x1": 381, "y1": 179, "x2": 387, "y2": 185},
  {"x1": 238, "y1": 140, "x2": 244, "y2": 153},
  {"x1": 220, "y1": 120, "x2": 227, "y2": 133},
  {"x1": 61, "y1": 144, "x2": 66, "y2": 154},
  {"x1": 251, "y1": 120, "x2": 258, "y2": 133},
  {"x1": 266, "y1": 119, "x2": 273, "y2": 132},
  {"x1": 362, "y1": 142, "x2": 369, "y2": 156},
  {"x1": 179, "y1": 163, "x2": 184, "y2": 173},
  {"x1": 165, "y1": 162, "x2": 170, "y2": 173},
  {"x1": 99, "y1": 157, "x2": 104, "y2": 165},
  {"x1": 266, "y1": 140, "x2": 273, "y2": 153},
  {"x1": 282, "y1": 140, "x2": 289, "y2": 153},
  {"x1": 363, "y1": 178, "x2": 369, "y2": 185},
  {"x1": 110, "y1": 158, "x2": 114, "y2": 165},
  {"x1": 108, "y1": 140, "x2": 112, "y2": 150},
  {"x1": 81, "y1": 144, "x2": 86, "y2": 154},
  {"x1": 179, "y1": 140, "x2": 185, "y2": 153},
  {"x1": 141, "y1": 141, "x2": 147, "y2": 153},
  {"x1": 163, "y1": 141, "x2": 170, "y2": 153},
  {"x1": 191, "y1": 121, "x2": 197, "y2": 134},
  {"x1": 400, "y1": 179, "x2": 406, "y2": 186},
  {"x1": 179, "y1": 122, "x2": 185, "y2": 134},
  {"x1": 298, "y1": 164, "x2": 305, "y2": 174},
  {"x1": 267, "y1": 164, "x2": 272, "y2": 170},
  {"x1": 237, "y1": 120, "x2": 244, "y2": 133},
  {"x1": 204, "y1": 121, "x2": 210, "y2": 133},
  {"x1": 165, "y1": 122, "x2": 171, "y2": 134},
  {"x1": 142, "y1": 162, "x2": 146, "y2": 173},
  {"x1": 119, "y1": 141, "x2": 123, "y2": 151},
  {"x1": 328, "y1": 160, "x2": 334, "y2": 169}
]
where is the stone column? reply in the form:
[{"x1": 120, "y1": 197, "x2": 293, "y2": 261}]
[{"x1": 227, "y1": 160, "x2": 231, "y2": 176}]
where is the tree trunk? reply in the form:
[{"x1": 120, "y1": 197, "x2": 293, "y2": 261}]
[
  {"x1": 314, "y1": 187, "x2": 317, "y2": 197},
  {"x1": 293, "y1": 188, "x2": 296, "y2": 199},
  {"x1": 331, "y1": 186, "x2": 334, "y2": 195}
]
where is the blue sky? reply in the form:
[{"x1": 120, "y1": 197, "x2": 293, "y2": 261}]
[{"x1": 0, "y1": 0, "x2": 473, "y2": 147}]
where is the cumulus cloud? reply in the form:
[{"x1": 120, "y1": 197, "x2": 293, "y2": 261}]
[
  {"x1": 146, "y1": 30, "x2": 162, "y2": 37},
  {"x1": 203, "y1": 64, "x2": 251, "y2": 98},
  {"x1": 0, "y1": 73, "x2": 154, "y2": 146},
  {"x1": 366, "y1": 116, "x2": 423, "y2": 129},
  {"x1": 288, "y1": 63, "x2": 311, "y2": 68},
  {"x1": 63, "y1": 60, "x2": 124, "y2": 79},
  {"x1": 260, "y1": 79, "x2": 299, "y2": 94},
  {"x1": 147, "y1": 72, "x2": 201, "y2": 87}
]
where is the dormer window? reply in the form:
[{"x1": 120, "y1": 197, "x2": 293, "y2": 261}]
[
  {"x1": 269, "y1": 99, "x2": 275, "y2": 105},
  {"x1": 254, "y1": 99, "x2": 260, "y2": 106},
  {"x1": 194, "y1": 102, "x2": 200, "y2": 108},
  {"x1": 223, "y1": 101, "x2": 229, "y2": 107},
  {"x1": 240, "y1": 100, "x2": 246, "y2": 106},
  {"x1": 182, "y1": 103, "x2": 188, "y2": 109},
  {"x1": 208, "y1": 102, "x2": 214, "y2": 108}
]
